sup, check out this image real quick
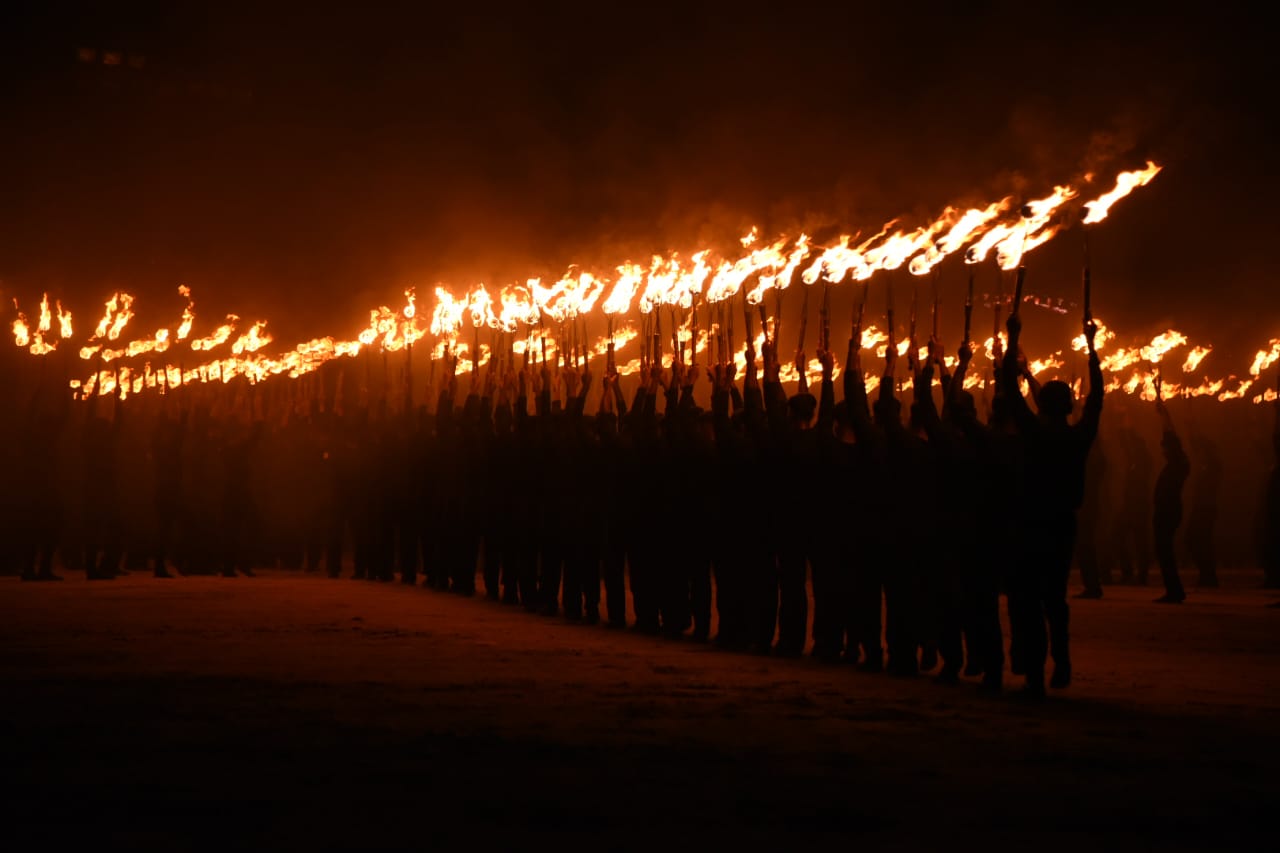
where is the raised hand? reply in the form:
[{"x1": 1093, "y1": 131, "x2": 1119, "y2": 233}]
[
  {"x1": 928, "y1": 336, "x2": 944, "y2": 367},
  {"x1": 1006, "y1": 310, "x2": 1022, "y2": 340},
  {"x1": 1014, "y1": 347, "x2": 1030, "y2": 376},
  {"x1": 884, "y1": 340, "x2": 898, "y2": 375}
]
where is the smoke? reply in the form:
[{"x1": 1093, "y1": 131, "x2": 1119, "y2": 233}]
[{"x1": 0, "y1": 3, "x2": 1273, "y2": 361}]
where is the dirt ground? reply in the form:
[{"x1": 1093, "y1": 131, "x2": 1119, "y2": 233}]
[{"x1": 2, "y1": 568, "x2": 1277, "y2": 848}]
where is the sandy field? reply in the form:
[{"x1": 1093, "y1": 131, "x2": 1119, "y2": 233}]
[{"x1": 2, "y1": 568, "x2": 1277, "y2": 848}]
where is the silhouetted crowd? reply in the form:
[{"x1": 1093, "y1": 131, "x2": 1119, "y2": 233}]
[{"x1": 5, "y1": 311, "x2": 1280, "y2": 698}]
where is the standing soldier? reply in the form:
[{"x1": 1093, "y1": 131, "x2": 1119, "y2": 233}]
[{"x1": 1151, "y1": 377, "x2": 1190, "y2": 604}]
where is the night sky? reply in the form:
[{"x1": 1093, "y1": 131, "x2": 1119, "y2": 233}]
[{"x1": 1, "y1": 2, "x2": 1275, "y2": 358}]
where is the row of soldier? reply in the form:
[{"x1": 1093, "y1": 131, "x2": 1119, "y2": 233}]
[{"x1": 4, "y1": 306, "x2": 1280, "y2": 696}]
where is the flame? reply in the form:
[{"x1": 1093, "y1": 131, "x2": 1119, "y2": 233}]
[
  {"x1": 229, "y1": 321, "x2": 271, "y2": 355},
  {"x1": 33, "y1": 161, "x2": 1182, "y2": 399},
  {"x1": 430, "y1": 286, "x2": 467, "y2": 338},
  {"x1": 748, "y1": 236, "x2": 810, "y2": 303},
  {"x1": 12, "y1": 309, "x2": 30, "y2": 347},
  {"x1": 37, "y1": 294, "x2": 52, "y2": 334},
  {"x1": 191, "y1": 315, "x2": 240, "y2": 351},
  {"x1": 1181, "y1": 345, "x2": 1211, "y2": 373},
  {"x1": 1217, "y1": 378, "x2": 1253, "y2": 402},
  {"x1": 1139, "y1": 330, "x2": 1187, "y2": 364},
  {"x1": 1082, "y1": 161, "x2": 1162, "y2": 225},
  {"x1": 801, "y1": 234, "x2": 870, "y2": 287},
  {"x1": 93, "y1": 294, "x2": 117, "y2": 339},
  {"x1": 122, "y1": 327, "x2": 172, "y2": 359},
  {"x1": 468, "y1": 283, "x2": 496, "y2": 328},
  {"x1": 909, "y1": 200, "x2": 1011, "y2": 275},
  {"x1": 602, "y1": 263, "x2": 644, "y2": 316},
  {"x1": 499, "y1": 283, "x2": 539, "y2": 330},
  {"x1": 1028, "y1": 352, "x2": 1065, "y2": 376},
  {"x1": 863, "y1": 218, "x2": 950, "y2": 273},
  {"x1": 176, "y1": 285, "x2": 195, "y2": 340},
  {"x1": 57, "y1": 300, "x2": 73, "y2": 338},
  {"x1": 995, "y1": 186, "x2": 1078, "y2": 270},
  {"x1": 1249, "y1": 339, "x2": 1280, "y2": 377},
  {"x1": 106, "y1": 293, "x2": 135, "y2": 340},
  {"x1": 1071, "y1": 318, "x2": 1115, "y2": 352}
]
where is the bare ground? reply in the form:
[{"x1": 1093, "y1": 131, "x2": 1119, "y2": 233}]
[{"x1": 2, "y1": 569, "x2": 1277, "y2": 849}]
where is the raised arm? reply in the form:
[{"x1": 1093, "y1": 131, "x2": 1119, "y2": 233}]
[
  {"x1": 915, "y1": 352, "x2": 942, "y2": 437},
  {"x1": 1078, "y1": 317, "x2": 1105, "y2": 441},
  {"x1": 817, "y1": 347, "x2": 835, "y2": 435},
  {"x1": 844, "y1": 329, "x2": 874, "y2": 440},
  {"x1": 1001, "y1": 311, "x2": 1038, "y2": 433},
  {"x1": 943, "y1": 339, "x2": 973, "y2": 419}
]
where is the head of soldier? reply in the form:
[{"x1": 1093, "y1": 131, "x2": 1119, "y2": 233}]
[
  {"x1": 789, "y1": 393, "x2": 817, "y2": 429},
  {"x1": 1038, "y1": 380, "x2": 1073, "y2": 422},
  {"x1": 873, "y1": 395, "x2": 901, "y2": 427},
  {"x1": 948, "y1": 389, "x2": 978, "y2": 426}
]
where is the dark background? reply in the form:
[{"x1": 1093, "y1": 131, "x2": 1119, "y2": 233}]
[{"x1": 1, "y1": 1, "x2": 1275, "y2": 362}]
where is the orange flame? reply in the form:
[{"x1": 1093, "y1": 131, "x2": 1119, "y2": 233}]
[
  {"x1": 230, "y1": 321, "x2": 272, "y2": 355},
  {"x1": 56, "y1": 300, "x2": 73, "y2": 339},
  {"x1": 12, "y1": 310, "x2": 30, "y2": 347},
  {"x1": 1082, "y1": 161, "x2": 1162, "y2": 225},
  {"x1": 176, "y1": 285, "x2": 195, "y2": 340},
  {"x1": 106, "y1": 293, "x2": 135, "y2": 341},
  {"x1": 995, "y1": 186, "x2": 1078, "y2": 270},
  {"x1": 909, "y1": 200, "x2": 1011, "y2": 275},
  {"x1": 1181, "y1": 345, "x2": 1211, "y2": 373},
  {"x1": 1248, "y1": 339, "x2": 1280, "y2": 377},
  {"x1": 191, "y1": 315, "x2": 240, "y2": 351}
]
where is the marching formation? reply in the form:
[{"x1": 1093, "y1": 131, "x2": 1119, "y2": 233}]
[{"x1": 6, "y1": 287, "x2": 1280, "y2": 699}]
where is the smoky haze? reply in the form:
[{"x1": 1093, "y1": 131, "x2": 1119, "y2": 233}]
[{"x1": 0, "y1": 2, "x2": 1274, "y2": 363}]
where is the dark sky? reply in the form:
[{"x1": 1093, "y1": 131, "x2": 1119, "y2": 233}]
[{"x1": 1, "y1": 1, "x2": 1275, "y2": 358}]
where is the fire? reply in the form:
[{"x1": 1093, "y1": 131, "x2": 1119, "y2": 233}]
[
  {"x1": 801, "y1": 234, "x2": 871, "y2": 288},
  {"x1": 909, "y1": 199, "x2": 1011, "y2": 276},
  {"x1": 1248, "y1": 339, "x2": 1280, "y2": 377},
  {"x1": 123, "y1": 328, "x2": 172, "y2": 359},
  {"x1": 106, "y1": 293, "x2": 135, "y2": 340},
  {"x1": 638, "y1": 256, "x2": 677, "y2": 314},
  {"x1": 995, "y1": 186, "x2": 1078, "y2": 270},
  {"x1": 230, "y1": 321, "x2": 272, "y2": 355},
  {"x1": 748, "y1": 236, "x2": 809, "y2": 304},
  {"x1": 467, "y1": 284, "x2": 496, "y2": 329},
  {"x1": 430, "y1": 286, "x2": 467, "y2": 338},
  {"x1": 37, "y1": 293, "x2": 52, "y2": 335},
  {"x1": 498, "y1": 283, "x2": 539, "y2": 331},
  {"x1": 864, "y1": 219, "x2": 950, "y2": 273},
  {"x1": 191, "y1": 315, "x2": 240, "y2": 351},
  {"x1": 12, "y1": 306, "x2": 30, "y2": 348},
  {"x1": 176, "y1": 285, "x2": 195, "y2": 340},
  {"x1": 57, "y1": 300, "x2": 73, "y2": 338},
  {"x1": 1181, "y1": 345, "x2": 1211, "y2": 373},
  {"x1": 1217, "y1": 379, "x2": 1253, "y2": 402},
  {"x1": 1028, "y1": 352, "x2": 1065, "y2": 376},
  {"x1": 1082, "y1": 161, "x2": 1163, "y2": 225},
  {"x1": 93, "y1": 294, "x2": 117, "y2": 339},
  {"x1": 1139, "y1": 330, "x2": 1188, "y2": 364},
  {"x1": 16, "y1": 160, "x2": 1189, "y2": 399}
]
